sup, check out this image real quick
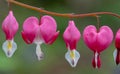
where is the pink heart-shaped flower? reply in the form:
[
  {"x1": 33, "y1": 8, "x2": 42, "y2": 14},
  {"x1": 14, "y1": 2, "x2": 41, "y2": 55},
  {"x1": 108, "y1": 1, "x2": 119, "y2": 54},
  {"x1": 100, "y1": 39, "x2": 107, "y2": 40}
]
[
  {"x1": 83, "y1": 25, "x2": 113, "y2": 68},
  {"x1": 2, "y1": 11, "x2": 19, "y2": 58},
  {"x1": 83, "y1": 25, "x2": 113, "y2": 52},
  {"x1": 63, "y1": 20, "x2": 81, "y2": 67},
  {"x1": 113, "y1": 29, "x2": 120, "y2": 65},
  {"x1": 21, "y1": 15, "x2": 59, "y2": 60}
]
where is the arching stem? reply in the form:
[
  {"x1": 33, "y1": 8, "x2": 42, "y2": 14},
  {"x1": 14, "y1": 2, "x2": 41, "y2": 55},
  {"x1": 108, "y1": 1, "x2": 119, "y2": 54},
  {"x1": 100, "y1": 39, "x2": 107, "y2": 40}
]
[{"x1": 7, "y1": 0, "x2": 120, "y2": 18}]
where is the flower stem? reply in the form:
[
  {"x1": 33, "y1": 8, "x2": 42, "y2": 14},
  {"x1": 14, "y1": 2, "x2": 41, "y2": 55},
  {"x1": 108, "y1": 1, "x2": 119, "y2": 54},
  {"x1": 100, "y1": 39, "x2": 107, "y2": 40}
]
[
  {"x1": 96, "y1": 15, "x2": 100, "y2": 30},
  {"x1": 7, "y1": 0, "x2": 120, "y2": 18}
]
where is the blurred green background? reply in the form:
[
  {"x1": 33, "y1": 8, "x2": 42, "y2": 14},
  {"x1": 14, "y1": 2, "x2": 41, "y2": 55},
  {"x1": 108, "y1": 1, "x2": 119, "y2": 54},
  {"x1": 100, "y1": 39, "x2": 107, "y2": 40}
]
[{"x1": 0, "y1": 0, "x2": 120, "y2": 74}]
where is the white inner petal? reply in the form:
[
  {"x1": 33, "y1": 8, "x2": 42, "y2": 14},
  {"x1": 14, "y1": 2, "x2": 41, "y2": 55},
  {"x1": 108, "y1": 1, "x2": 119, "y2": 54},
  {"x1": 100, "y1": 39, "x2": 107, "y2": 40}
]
[
  {"x1": 34, "y1": 29, "x2": 44, "y2": 61},
  {"x1": 95, "y1": 52, "x2": 98, "y2": 69},
  {"x1": 65, "y1": 49, "x2": 80, "y2": 67},
  {"x1": 36, "y1": 43, "x2": 44, "y2": 61},
  {"x1": 113, "y1": 49, "x2": 117, "y2": 62},
  {"x1": 2, "y1": 40, "x2": 17, "y2": 57}
]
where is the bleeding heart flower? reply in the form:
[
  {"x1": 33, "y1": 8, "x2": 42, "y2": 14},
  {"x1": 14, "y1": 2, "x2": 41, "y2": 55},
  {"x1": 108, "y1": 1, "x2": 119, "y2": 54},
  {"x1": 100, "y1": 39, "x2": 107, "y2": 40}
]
[
  {"x1": 63, "y1": 20, "x2": 81, "y2": 67},
  {"x1": 83, "y1": 25, "x2": 113, "y2": 68},
  {"x1": 113, "y1": 29, "x2": 120, "y2": 65},
  {"x1": 21, "y1": 15, "x2": 59, "y2": 60},
  {"x1": 2, "y1": 11, "x2": 19, "y2": 57}
]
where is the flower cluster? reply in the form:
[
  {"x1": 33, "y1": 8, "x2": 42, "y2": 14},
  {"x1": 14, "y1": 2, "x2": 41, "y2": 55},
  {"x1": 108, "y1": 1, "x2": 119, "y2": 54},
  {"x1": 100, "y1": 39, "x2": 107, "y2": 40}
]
[{"x1": 2, "y1": 10, "x2": 120, "y2": 68}]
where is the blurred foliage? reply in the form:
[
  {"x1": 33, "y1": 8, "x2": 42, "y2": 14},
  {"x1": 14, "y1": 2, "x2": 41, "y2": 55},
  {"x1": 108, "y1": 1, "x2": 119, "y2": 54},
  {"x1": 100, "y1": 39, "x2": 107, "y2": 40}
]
[{"x1": 0, "y1": 0, "x2": 120, "y2": 74}]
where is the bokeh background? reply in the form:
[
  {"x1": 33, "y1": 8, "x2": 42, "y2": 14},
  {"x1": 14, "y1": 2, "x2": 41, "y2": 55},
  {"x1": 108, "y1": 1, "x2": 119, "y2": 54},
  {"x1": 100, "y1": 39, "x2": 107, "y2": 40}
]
[{"x1": 0, "y1": 0, "x2": 120, "y2": 74}]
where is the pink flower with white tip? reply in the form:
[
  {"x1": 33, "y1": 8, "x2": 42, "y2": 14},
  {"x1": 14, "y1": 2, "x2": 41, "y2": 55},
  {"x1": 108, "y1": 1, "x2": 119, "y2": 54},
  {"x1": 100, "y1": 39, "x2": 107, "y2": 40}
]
[
  {"x1": 63, "y1": 20, "x2": 81, "y2": 67},
  {"x1": 21, "y1": 15, "x2": 59, "y2": 60},
  {"x1": 113, "y1": 29, "x2": 120, "y2": 65},
  {"x1": 2, "y1": 11, "x2": 19, "y2": 57},
  {"x1": 83, "y1": 25, "x2": 113, "y2": 68}
]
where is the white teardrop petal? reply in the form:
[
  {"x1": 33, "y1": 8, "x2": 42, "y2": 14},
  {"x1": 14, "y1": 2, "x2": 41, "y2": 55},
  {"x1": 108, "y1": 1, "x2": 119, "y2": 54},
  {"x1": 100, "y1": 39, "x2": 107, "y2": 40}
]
[
  {"x1": 113, "y1": 49, "x2": 117, "y2": 62},
  {"x1": 95, "y1": 52, "x2": 98, "y2": 69},
  {"x1": 65, "y1": 50, "x2": 80, "y2": 67},
  {"x1": 2, "y1": 40, "x2": 17, "y2": 57},
  {"x1": 36, "y1": 44, "x2": 44, "y2": 61}
]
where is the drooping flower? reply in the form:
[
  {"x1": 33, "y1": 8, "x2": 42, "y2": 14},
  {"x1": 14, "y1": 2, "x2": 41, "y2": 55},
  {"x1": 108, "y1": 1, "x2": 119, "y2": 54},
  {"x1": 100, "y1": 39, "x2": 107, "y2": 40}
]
[
  {"x1": 21, "y1": 15, "x2": 59, "y2": 60},
  {"x1": 83, "y1": 25, "x2": 113, "y2": 68},
  {"x1": 113, "y1": 29, "x2": 120, "y2": 65},
  {"x1": 63, "y1": 20, "x2": 81, "y2": 67},
  {"x1": 2, "y1": 11, "x2": 19, "y2": 57}
]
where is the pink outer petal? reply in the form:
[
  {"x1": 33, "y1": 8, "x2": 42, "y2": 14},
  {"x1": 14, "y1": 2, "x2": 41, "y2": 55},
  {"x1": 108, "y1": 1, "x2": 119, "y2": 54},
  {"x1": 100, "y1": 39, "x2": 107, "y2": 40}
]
[
  {"x1": 115, "y1": 29, "x2": 120, "y2": 49},
  {"x1": 83, "y1": 25, "x2": 113, "y2": 52},
  {"x1": 40, "y1": 15, "x2": 59, "y2": 44},
  {"x1": 21, "y1": 16, "x2": 39, "y2": 44},
  {"x1": 83, "y1": 25, "x2": 97, "y2": 51},
  {"x1": 97, "y1": 26, "x2": 113, "y2": 52},
  {"x1": 63, "y1": 20, "x2": 81, "y2": 50},
  {"x1": 2, "y1": 11, "x2": 19, "y2": 40},
  {"x1": 21, "y1": 31, "x2": 34, "y2": 44}
]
